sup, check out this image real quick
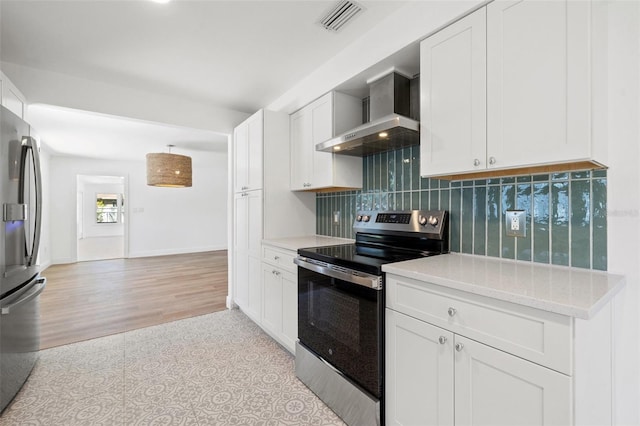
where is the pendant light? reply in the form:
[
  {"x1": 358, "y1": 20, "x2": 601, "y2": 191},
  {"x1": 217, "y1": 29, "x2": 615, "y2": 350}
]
[{"x1": 146, "y1": 144, "x2": 192, "y2": 187}]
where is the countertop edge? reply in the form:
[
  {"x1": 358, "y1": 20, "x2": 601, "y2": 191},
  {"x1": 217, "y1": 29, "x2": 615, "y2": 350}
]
[
  {"x1": 262, "y1": 235, "x2": 354, "y2": 252},
  {"x1": 383, "y1": 255, "x2": 626, "y2": 320}
]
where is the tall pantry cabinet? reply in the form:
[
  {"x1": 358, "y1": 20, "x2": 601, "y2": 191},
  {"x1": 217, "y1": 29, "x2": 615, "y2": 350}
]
[{"x1": 230, "y1": 109, "x2": 314, "y2": 323}]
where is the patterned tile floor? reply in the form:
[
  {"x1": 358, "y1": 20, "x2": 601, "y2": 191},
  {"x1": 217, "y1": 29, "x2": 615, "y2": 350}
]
[{"x1": 0, "y1": 309, "x2": 346, "y2": 425}]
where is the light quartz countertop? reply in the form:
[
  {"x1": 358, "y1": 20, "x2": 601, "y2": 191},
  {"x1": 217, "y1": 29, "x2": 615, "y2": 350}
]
[
  {"x1": 383, "y1": 253, "x2": 625, "y2": 319},
  {"x1": 262, "y1": 235, "x2": 354, "y2": 252}
]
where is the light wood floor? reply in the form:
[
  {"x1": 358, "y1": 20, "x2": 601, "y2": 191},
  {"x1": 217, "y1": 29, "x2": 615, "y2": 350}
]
[{"x1": 39, "y1": 251, "x2": 228, "y2": 349}]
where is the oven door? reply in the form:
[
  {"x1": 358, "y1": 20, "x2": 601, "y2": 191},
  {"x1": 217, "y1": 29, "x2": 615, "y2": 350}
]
[{"x1": 295, "y1": 257, "x2": 383, "y2": 399}]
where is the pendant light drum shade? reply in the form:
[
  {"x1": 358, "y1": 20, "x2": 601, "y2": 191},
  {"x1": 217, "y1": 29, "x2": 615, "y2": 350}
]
[{"x1": 146, "y1": 152, "x2": 192, "y2": 187}]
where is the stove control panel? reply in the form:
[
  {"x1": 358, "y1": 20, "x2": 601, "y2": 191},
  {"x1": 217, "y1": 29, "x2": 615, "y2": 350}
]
[{"x1": 354, "y1": 210, "x2": 448, "y2": 240}]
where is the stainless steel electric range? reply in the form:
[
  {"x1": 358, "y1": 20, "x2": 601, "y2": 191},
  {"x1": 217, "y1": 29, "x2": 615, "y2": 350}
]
[{"x1": 294, "y1": 210, "x2": 449, "y2": 425}]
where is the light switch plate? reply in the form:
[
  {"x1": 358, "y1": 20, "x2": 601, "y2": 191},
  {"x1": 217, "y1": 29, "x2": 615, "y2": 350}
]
[{"x1": 505, "y1": 210, "x2": 526, "y2": 238}]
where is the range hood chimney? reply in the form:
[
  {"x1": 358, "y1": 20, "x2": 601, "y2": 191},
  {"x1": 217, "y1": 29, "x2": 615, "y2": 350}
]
[{"x1": 316, "y1": 72, "x2": 419, "y2": 156}]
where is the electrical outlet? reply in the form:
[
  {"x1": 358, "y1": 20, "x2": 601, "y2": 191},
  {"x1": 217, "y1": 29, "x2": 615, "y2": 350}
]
[{"x1": 505, "y1": 210, "x2": 526, "y2": 237}]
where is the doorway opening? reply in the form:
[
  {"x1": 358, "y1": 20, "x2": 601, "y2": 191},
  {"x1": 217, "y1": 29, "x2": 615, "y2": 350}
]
[{"x1": 76, "y1": 175, "x2": 127, "y2": 262}]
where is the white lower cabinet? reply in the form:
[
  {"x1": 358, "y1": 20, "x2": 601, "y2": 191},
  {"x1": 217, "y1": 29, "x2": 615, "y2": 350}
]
[
  {"x1": 386, "y1": 273, "x2": 611, "y2": 426},
  {"x1": 246, "y1": 255, "x2": 262, "y2": 322},
  {"x1": 233, "y1": 253, "x2": 262, "y2": 323},
  {"x1": 454, "y1": 335, "x2": 571, "y2": 426},
  {"x1": 260, "y1": 244, "x2": 297, "y2": 354},
  {"x1": 386, "y1": 310, "x2": 570, "y2": 426},
  {"x1": 386, "y1": 309, "x2": 454, "y2": 426}
]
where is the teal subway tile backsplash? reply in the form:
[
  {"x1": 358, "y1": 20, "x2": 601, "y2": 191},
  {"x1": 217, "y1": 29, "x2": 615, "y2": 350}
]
[{"x1": 316, "y1": 147, "x2": 607, "y2": 271}]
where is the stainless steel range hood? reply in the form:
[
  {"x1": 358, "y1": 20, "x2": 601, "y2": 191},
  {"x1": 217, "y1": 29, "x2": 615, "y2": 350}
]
[{"x1": 316, "y1": 72, "x2": 419, "y2": 157}]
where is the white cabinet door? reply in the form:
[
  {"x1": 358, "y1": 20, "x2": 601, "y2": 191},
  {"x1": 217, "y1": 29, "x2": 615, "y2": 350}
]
[
  {"x1": 247, "y1": 190, "x2": 263, "y2": 258},
  {"x1": 233, "y1": 123, "x2": 249, "y2": 193},
  {"x1": 245, "y1": 255, "x2": 262, "y2": 322},
  {"x1": 233, "y1": 192, "x2": 249, "y2": 252},
  {"x1": 233, "y1": 111, "x2": 263, "y2": 192},
  {"x1": 261, "y1": 263, "x2": 283, "y2": 337},
  {"x1": 0, "y1": 72, "x2": 26, "y2": 120},
  {"x1": 386, "y1": 309, "x2": 454, "y2": 426},
  {"x1": 247, "y1": 110, "x2": 264, "y2": 190},
  {"x1": 454, "y1": 335, "x2": 571, "y2": 426},
  {"x1": 281, "y1": 270, "x2": 298, "y2": 353},
  {"x1": 234, "y1": 190, "x2": 262, "y2": 317},
  {"x1": 310, "y1": 94, "x2": 334, "y2": 187},
  {"x1": 234, "y1": 190, "x2": 262, "y2": 257},
  {"x1": 486, "y1": 0, "x2": 590, "y2": 169},
  {"x1": 289, "y1": 92, "x2": 362, "y2": 191},
  {"x1": 290, "y1": 109, "x2": 311, "y2": 191},
  {"x1": 420, "y1": 7, "x2": 487, "y2": 177},
  {"x1": 234, "y1": 251, "x2": 248, "y2": 311}
]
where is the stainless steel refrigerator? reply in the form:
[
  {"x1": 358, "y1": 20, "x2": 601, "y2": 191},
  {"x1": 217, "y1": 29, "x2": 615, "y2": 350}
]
[{"x1": 0, "y1": 105, "x2": 46, "y2": 413}]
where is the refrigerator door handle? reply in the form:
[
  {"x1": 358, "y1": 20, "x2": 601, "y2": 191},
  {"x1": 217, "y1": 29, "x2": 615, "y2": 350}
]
[
  {"x1": 1, "y1": 277, "x2": 46, "y2": 315},
  {"x1": 18, "y1": 136, "x2": 43, "y2": 267}
]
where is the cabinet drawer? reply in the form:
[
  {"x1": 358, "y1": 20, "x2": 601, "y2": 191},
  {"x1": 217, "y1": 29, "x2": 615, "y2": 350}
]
[
  {"x1": 386, "y1": 274, "x2": 572, "y2": 375},
  {"x1": 262, "y1": 246, "x2": 297, "y2": 273}
]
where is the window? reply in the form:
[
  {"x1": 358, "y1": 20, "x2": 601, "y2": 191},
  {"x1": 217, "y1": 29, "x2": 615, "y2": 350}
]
[{"x1": 96, "y1": 193, "x2": 122, "y2": 224}]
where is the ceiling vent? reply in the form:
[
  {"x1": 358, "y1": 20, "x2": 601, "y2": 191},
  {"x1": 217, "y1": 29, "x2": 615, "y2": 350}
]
[{"x1": 319, "y1": 0, "x2": 363, "y2": 32}]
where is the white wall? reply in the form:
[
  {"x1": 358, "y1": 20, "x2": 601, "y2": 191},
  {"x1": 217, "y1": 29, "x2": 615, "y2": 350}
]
[
  {"x1": 607, "y1": 3, "x2": 640, "y2": 425},
  {"x1": 48, "y1": 153, "x2": 227, "y2": 264},
  {"x1": 37, "y1": 145, "x2": 52, "y2": 270}
]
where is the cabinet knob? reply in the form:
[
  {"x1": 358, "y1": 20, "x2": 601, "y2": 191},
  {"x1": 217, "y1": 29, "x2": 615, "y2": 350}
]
[
  {"x1": 241, "y1": 186, "x2": 249, "y2": 190},
  {"x1": 489, "y1": 156, "x2": 496, "y2": 165},
  {"x1": 438, "y1": 336, "x2": 447, "y2": 345},
  {"x1": 241, "y1": 192, "x2": 248, "y2": 197},
  {"x1": 274, "y1": 256, "x2": 280, "y2": 260},
  {"x1": 448, "y1": 307, "x2": 457, "y2": 317},
  {"x1": 473, "y1": 159, "x2": 480, "y2": 167},
  {"x1": 455, "y1": 343, "x2": 464, "y2": 352}
]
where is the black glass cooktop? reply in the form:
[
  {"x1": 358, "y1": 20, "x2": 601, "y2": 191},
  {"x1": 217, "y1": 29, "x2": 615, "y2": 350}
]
[{"x1": 298, "y1": 242, "x2": 440, "y2": 276}]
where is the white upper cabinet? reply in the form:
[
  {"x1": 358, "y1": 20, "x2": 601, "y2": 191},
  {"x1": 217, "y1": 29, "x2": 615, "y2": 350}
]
[
  {"x1": 486, "y1": 0, "x2": 591, "y2": 169},
  {"x1": 421, "y1": 0, "x2": 602, "y2": 178},
  {"x1": 290, "y1": 91, "x2": 363, "y2": 191},
  {"x1": 420, "y1": 8, "x2": 487, "y2": 176},
  {"x1": 234, "y1": 110, "x2": 263, "y2": 193},
  {"x1": 1, "y1": 71, "x2": 27, "y2": 120}
]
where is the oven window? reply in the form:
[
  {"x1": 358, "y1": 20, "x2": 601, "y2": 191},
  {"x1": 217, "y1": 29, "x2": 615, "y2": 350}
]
[
  {"x1": 309, "y1": 283, "x2": 360, "y2": 353},
  {"x1": 298, "y1": 267, "x2": 383, "y2": 398}
]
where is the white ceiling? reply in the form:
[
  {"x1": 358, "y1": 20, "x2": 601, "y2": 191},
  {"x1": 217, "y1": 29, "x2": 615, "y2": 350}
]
[
  {"x1": 28, "y1": 104, "x2": 227, "y2": 163},
  {"x1": 1, "y1": 0, "x2": 413, "y2": 161}
]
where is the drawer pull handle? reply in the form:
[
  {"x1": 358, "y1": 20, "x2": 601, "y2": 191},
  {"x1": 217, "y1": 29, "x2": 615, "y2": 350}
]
[
  {"x1": 274, "y1": 256, "x2": 280, "y2": 260},
  {"x1": 455, "y1": 343, "x2": 464, "y2": 352},
  {"x1": 448, "y1": 307, "x2": 457, "y2": 317},
  {"x1": 438, "y1": 336, "x2": 447, "y2": 345}
]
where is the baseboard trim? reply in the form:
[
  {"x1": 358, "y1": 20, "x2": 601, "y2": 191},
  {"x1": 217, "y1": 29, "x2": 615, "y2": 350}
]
[
  {"x1": 226, "y1": 296, "x2": 238, "y2": 310},
  {"x1": 128, "y1": 246, "x2": 227, "y2": 258},
  {"x1": 51, "y1": 257, "x2": 75, "y2": 265}
]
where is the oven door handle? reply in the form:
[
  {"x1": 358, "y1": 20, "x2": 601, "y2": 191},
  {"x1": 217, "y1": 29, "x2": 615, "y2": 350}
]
[{"x1": 294, "y1": 257, "x2": 382, "y2": 290}]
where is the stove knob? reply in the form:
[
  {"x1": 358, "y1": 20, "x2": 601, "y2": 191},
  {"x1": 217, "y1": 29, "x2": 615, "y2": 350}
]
[
  {"x1": 356, "y1": 215, "x2": 363, "y2": 222},
  {"x1": 418, "y1": 215, "x2": 428, "y2": 226},
  {"x1": 363, "y1": 215, "x2": 371, "y2": 223},
  {"x1": 428, "y1": 215, "x2": 439, "y2": 226}
]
